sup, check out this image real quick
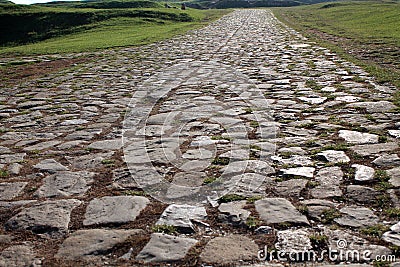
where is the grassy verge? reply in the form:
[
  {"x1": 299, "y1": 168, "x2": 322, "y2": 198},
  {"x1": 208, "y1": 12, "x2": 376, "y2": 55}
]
[
  {"x1": 0, "y1": 7, "x2": 230, "y2": 55},
  {"x1": 272, "y1": 1, "x2": 400, "y2": 89}
]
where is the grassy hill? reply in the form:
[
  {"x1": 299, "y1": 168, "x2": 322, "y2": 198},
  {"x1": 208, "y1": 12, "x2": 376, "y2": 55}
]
[
  {"x1": 273, "y1": 0, "x2": 400, "y2": 88},
  {"x1": 0, "y1": 2, "x2": 229, "y2": 55},
  {"x1": 0, "y1": 5, "x2": 194, "y2": 46},
  {"x1": 185, "y1": 0, "x2": 337, "y2": 8},
  {"x1": 34, "y1": 0, "x2": 161, "y2": 8}
]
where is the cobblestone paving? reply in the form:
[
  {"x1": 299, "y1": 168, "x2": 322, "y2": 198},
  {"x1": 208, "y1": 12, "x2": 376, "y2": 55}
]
[{"x1": 1, "y1": 9, "x2": 400, "y2": 266}]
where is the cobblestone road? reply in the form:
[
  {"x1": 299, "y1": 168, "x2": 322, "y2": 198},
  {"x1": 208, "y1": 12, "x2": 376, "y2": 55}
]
[{"x1": 1, "y1": 9, "x2": 400, "y2": 266}]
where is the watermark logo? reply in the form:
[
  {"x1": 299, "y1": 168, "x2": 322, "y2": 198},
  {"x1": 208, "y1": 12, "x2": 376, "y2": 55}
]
[{"x1": 258, "y1": 239, "x2": 396, "y2": 263}]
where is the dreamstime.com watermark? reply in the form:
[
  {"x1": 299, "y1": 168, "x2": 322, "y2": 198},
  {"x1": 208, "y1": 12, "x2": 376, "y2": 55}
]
[{"x1": 258, "y1": 239, "x2": 397, "y2": 263}]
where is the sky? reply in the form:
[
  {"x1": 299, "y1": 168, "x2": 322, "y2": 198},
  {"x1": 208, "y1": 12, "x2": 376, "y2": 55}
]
[{"x1": 10, "y1": 0, "x2": 79, "y2": 4}]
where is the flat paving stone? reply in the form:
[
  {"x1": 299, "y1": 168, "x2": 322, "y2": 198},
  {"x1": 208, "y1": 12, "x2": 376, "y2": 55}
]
[
  {"x1": 35, "y1": 171, "x2": 95, "y2": 198},
  {"x1": 87, "y1": 139, "x2": 123, "y2": 150},
  {"x1": 281, "y1": 167, "x2": 315, "y2": 178},
  {"x1": 56, "y1": 229, "x2": 143, "y2": 260},
  {"x1": 388, "y1": 167, "x2": 400, "y2": 187},
  {"x1": 0, "y1": 153, "x2": 26, "y2": 164},
  {"x1": 83, "y1": 196, "x2": 149, "y2": 226},
  {"x1": 33, "y1": 159, "x2": 68, "y2": 173},
  {"x1": 274, "y1": 179, "x2": 308, "y2": 198},
  {"x1": 67, "y1": 152, "x2": 114, "y2": 170},
  {"x1": 0, "y1": 245, "x2": 36, "y2": 267},
  {"x1": 339, "y1": 130, "x2": 379, "y2": 144},
  {"x1": 300, "y1": 199, "x2": 336, "y2": 221},
  {"x1": 156, "y1": 204, "x2": 207, "y2": 233},
  {"x1": 136, "y1": 233, "x2": 197, "y2": 263},
  {"x1": 352, "y1": 164, "x2": 375, "y2": 182},
  {"x1": 275, "y1": 228, "x2": 312, "y2": 252},
  {"x1": 372, "y1": 154, "x2": 400, "y2": 167},
  {"x1": 334, "y1": 206, "x2": 379, "y2": 228},
  {"x1": 350, "y1": 142, "x2": 398, "y2": 156},
  {"x1": 200, "y1": 235, "x2": 258, "y2": 265},
  {"x1": 382, "y1": 222, "x2": 400, "y2": 246},
  {"x1": 347, "y1": 101, "x2": 397, "y2": 113},
  {"x1": 0, "y1": 182, "x2": 27, "y2": 200},
  {"x1": 6, "y1": 199, "x2": 81, "y2": 235},
  {"x1": 218, "y1": 200, "x2": 250, "y2": 225},
  {"x1": 346, "y1": 185, "x2": 379, "y2": 204},
  {"x1": 317, "y1": 150, "x2": 350, "y2": 163},
  {"x1": 255, "y1": 198, "x2": 309, "y2": 225},
  {"x1": 311, "y1": 167, "x2": 343, "y2": 199},
  {"x1": 23, "y1": 140, "x2": 61, "y2": 151}
]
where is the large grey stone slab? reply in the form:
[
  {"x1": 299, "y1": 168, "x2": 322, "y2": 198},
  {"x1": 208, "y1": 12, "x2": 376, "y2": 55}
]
[
  {"x1": 0, "y1": 153, "x2": 26, "y2": 164},
  {"x1": 372, "y1": 154, "x2": 400, "y2": 167},
  {"x1": 65, "y1": 130, "x2": 96, "y2": 141},
  {"x1": 136, "y1": 233, "x2": 197, "y2": 263},
  {"x1": 0, "y1": 182, "x2": 27, "y2": 200},
  {"x1": 350, "y1": 142, "x2": 398, "y2": 156},
  {"x1": 334, "y1": 206, "x2": 379, "y2": 227},
  {"x1": 200, "y1": 235, "x2": 258, "y2": 265},
  {"x1": 83, "y1": 196, "x2": 149, "y2": 226},
  {"x1": 382, "y1": 222, "x2": 400, "y2": 246},
  {"x1": 33, "y1": 159, "x2": 68, "y2": 173},
  {"x1": 347, "y1": 101, "x2": 396, "y2": 113},
  {"x1": 6, "y1": 199, "x2": 81, "y2": 235},
  {"x1": 382, "y1": 231, "x2": 400, "y2": 246},
  {"x1": 274, "y1": 179, "x2": 308, "y2": 198},
  {"x1": 338, "y1": 130, "x2": 378, "y2": 144},
  {"x1": 218, "y1": 200, "x2": 250, "y2": 225},
  {"x1": 317, "y1": 150, "x2": 350, "y2": 163},
  {"x1": 300, "y1": 199, "x2": 336, "y2": 221},
  {"x1": 67, "y1": 152, "x2": 114, "y2": 170},
  {"x1": 56, "y1": 229, "x2": 143, "y2": 260},
  {"x1": 273, "y1": 155, "x2": 313, "y2": 167},
  {"x1": 311, "y1": 167, "x2": 343, "y2": 198},
  {"x1": 87, "y1": 139, "x2": 123, "y2": 151},
  {"x1": 223, "y1": 173, "x2": 270, "y2": 197},
  {"x1": 275, "y1": 228, "x2": 312, "y2": 252},
  {"x1": 35, "y1": 171, "x2": 95, "y2": 197},
  {"x1": 388, "y1": 167, "x2": 400, "y2": 187},
  {"x1": 281, "y1": 167, "x2": 315, "y2": 178},
  {"x1": 221, "y1": 160, "x2": 275, "y2": 176},
  {"x1": 346, "y1": 185, "x2": 378, "y2": 204},
  {"x1": 156, "y1": 204, "x2": 207, "y2": 233},
  {"x1": 352, "y1": 164, "x2": 375, "y2": 182},
  {"x1": 0, "y1": 245, "x2": 36, "y2": 267},
  {"x1": 255, "y1": 198, "x2": 309, "y2": 225},
  {"x1": 23, "y1": 140, "x2": 61, "y2": 151}
]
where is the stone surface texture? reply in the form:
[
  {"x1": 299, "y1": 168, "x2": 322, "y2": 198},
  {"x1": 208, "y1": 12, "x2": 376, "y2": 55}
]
[{"x1": 0, "y1": 8, "x2": 398, "y2": 266}]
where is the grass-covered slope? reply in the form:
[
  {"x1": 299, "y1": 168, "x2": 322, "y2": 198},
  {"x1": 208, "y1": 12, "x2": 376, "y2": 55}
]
[
  {"x1": 0, "y1": 4, "x2": 229, "y2": 55},
  {"x1": 186, "y1": 0, "x2": 337, "y2": 9},
  {"x1": 35, "y1": 0, "x2": 161, "y2": 8},
  {"x1": 273, "y1": 1, "x2": 400, "y2": 88},
  {"x1": 0, "y1": 4, "x2": 196, "y2": 46}
]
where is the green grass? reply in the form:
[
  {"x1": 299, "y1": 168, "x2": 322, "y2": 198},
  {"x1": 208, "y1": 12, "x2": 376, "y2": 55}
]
[
  {"x1": 273, "y1": 1, "x2": 400, "y2": 89},
  {"x1": 320, "y1": 208, "x2": 341, "y2": 224},
  {"x1": 152, "y1": 224, "x2": 177, "y2": 234},
  {"x1": 0, "y1": 8, "x2": 229, "y2": 55},
  {"x1": 219, "y1": 194, "x2": 247, "y2": 203},
  {"x1": 361, "y1": 224, "x2": 390, "y2": 238},
  {"x1": 0, "y1": 169, "x2": 8, "y2": 178},
  {"x1": 309, "y1": 234, "x2": 328, "y2": 249},
  {"x1": 384, "y1": 207, "x2": 400, "y2": 219}
]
